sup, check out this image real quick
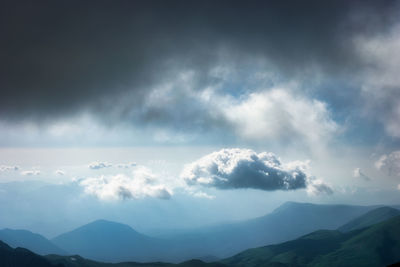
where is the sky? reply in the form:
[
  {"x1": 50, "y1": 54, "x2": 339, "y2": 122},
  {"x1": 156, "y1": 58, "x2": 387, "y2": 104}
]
[{"x1": 1, "y1": 0, "x2": 400, "y2": 237}]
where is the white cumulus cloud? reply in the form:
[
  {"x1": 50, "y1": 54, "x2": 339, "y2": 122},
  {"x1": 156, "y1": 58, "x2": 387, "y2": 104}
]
[
  {"x1": 181, "y1": 148, "x2": 332, "y2": 194},
  {"x1": 80, "y1": 166, "x2": 172, "y2": 201}
]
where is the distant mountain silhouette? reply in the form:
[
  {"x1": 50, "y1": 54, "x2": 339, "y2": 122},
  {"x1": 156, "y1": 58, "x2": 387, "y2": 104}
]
[
  {"x1": 0, "y1": 228, "x2": 66, "y2": 255},
  {"x1": 338, "y1": 206, "x2": 400, "y2": 232},
  {"x1": 224, "y1": 215, "x2": 400, "y2": 267},
  {"x1": 47, "y1": 255, "x2": 226, "y2": 267},
  {"x1": 51, "y1": 202, "x2": 379, "y2": 263},
  {"x1": 0, "y1": 240, "x2": 61, "y2": 267},
  {"x1": 52, "y1": 219, "x2": 167, "y2": 263}
]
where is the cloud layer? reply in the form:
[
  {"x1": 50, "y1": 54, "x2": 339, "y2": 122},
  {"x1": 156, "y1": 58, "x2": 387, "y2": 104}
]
[
  {"x1": 1, "y1": 0, "x2": 399, "y2": 148},
  {"x1": 181, "y1": 148, "x2": 331, "y2": 194}
]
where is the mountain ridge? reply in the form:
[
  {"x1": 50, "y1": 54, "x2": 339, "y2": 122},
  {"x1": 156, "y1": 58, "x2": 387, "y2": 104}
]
[{"x1": 0, "y1": 228, "x2": 66, "y2": 256}]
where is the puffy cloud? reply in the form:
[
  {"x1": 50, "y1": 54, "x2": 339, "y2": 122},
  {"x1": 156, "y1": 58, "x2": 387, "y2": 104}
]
[
  {"x1": 80, "y1": 166, "x2": 172, "y2": 201},
  {"x1": 55, "y1": 170, "x2": 65, "y2": 176},
  {"x1": 0, "y1": 165, "x2": 19, "y2": 171},
  {"x1": 375, "y1": 151, "x2": 400, "y2": 176},
  {"x1": 353, "y1": 168, "x2": 371, "y2": 181},
  {"x1": 21, "y1": 170, "x2": 40, "y2": 176},
  {"x1": 88, "y1": 161, "x2": 112, "y2": 170},
  {"x1": 220, "y1": 89, "x2": 338, "y2": 147},
  {"x1": 191, "y1": 191, "x2": 216, "y2": 200},
  {"x1": 181, "y1": 148, "x2": 332, "y2": 194}
]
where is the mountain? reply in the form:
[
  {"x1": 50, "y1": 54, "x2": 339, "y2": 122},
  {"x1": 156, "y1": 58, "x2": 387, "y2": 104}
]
[
  {"x1": 0, "y1": 228, "x2": 66, "y2": 255},
  {"x1": 47, "y1": 254, "x2": 226, "y2": 267},
  {"x1": 0, "y1": 238, "x2": 223, "y2": 267},
  {"x1": 52, "y1": 219, "x2": 167, "y2": 263},
  {"x1": 0, "y1": 240, "x2": 60, "y2": 267},
  {"x1": 224, "y1": 215, "x2": 400, "y2": 267},
  {"x1": 165, "y1": 202, "x2": 377, "y2": 259},
  {"x1": 51, "y1": 202, "x2": 378, "y2": 263},
  {"x1": 338, "y1": 206, "x2": 400, "y2": 232}
]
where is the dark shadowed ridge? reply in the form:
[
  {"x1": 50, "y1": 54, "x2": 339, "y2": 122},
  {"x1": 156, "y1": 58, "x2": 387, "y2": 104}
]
[
  {"x1": 0, "y1": 239, "x2": 224, "y2": 267},
  {"x1": 0, "y1": 228, "x2": 66, "y2": 255},
  {"x1": 224, "y1": 215, "x2": 400, "y2": 267},
  {"x1": 338, "y1": 206, "x2": 400, "y2": 232},
  {"x1": 0, "y1": 240, "x2": 60, "y2": 267}
]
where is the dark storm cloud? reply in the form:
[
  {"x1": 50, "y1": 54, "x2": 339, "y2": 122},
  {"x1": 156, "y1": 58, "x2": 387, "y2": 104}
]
[{"x1": 0, "y1": 0, "x2": 398, "y2": 123}]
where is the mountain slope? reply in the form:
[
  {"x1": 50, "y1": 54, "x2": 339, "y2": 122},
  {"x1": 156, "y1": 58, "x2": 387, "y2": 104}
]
[
  {"x1": 314, "y1": 215, "x2": 400, "y2": 267},
  {"x1": 338, "y1": 206, "x2": 400, "y2": 232},
  {"x1": 0, "y1": 240, "x2": 60, "y2": 267},
  {"x1": 47, "y1": 254, "x2": 226, "y2": 267},
  {"x1": 166, "y1": 202, "x2": 376, "y2": 259},
  {"x1": 0, "y1": 239, "x2": 223, "y2": 267},
  {"x1": 50, "y1": 202, "x2": 377, "y2": 263},
  {"x1": 224, "y1": 215, "x2": 400, "y2": 267},
  {"x1": 52, "y1": 219, "x2": 166, "y2": 263},
  {"x1": 0, "y1": 228, "x2": 66, "y2": 255}
]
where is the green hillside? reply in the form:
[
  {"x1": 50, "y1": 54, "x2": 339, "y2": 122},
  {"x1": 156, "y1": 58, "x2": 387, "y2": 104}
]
[
  {"x1": 338, "y1": 207, "x2": 400, "y2": 232},
  {"x1": 224, "y1": 215, "x2": 400, "y2": 267}
]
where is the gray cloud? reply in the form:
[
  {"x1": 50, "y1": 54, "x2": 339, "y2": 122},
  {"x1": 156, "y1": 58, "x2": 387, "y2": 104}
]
[
  {"x1": 181, "y1": 148, "x2": 332, "y2": 194},
  {"x1": 1, "y1": 0, "x2": 398, "y2": 128}
]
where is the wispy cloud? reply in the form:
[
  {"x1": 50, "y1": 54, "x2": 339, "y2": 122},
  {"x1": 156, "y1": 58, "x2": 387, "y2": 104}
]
[
  {"x1": 21, "y1": 170, "x2": 41, "y2": 176},
  {"x1": 116, "y1": 162, "x2": 137, "y2": 169},
  {"x1": 0, "y1": 165, "x2": 19, "y2": 171},
  {"x1": 55, "y1": 170, "x2": 65, "y2": 176}
]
